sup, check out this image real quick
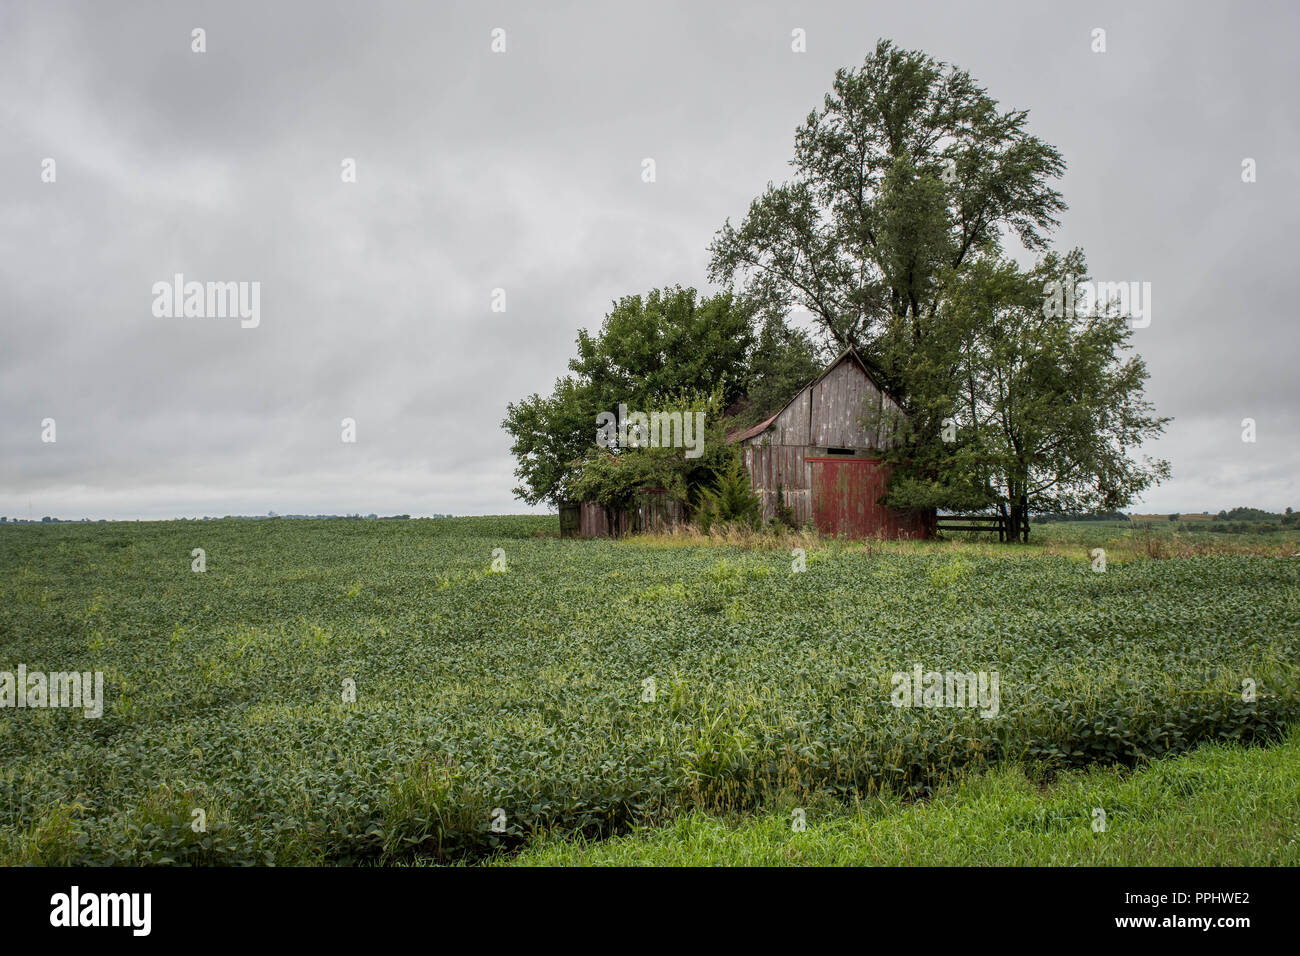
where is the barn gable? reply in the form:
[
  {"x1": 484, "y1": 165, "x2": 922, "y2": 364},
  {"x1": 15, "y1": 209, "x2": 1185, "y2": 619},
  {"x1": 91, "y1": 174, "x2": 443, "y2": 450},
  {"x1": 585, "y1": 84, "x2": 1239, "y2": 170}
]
[
  {"x1": 730, "y1": 348, "x2": 931, "y2": 539},
  {"x1": 729, "y1": 348, "x2": 904, "y2": 450}
]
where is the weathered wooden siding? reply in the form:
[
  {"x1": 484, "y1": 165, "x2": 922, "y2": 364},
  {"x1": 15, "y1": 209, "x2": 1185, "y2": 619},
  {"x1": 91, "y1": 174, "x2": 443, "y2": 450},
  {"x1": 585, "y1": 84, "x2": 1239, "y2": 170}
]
[
  {"x1": 736, "y1": 350, "x2": 931, "y2": 539},
  {"x1": 558, "y1": 502, "x2": 581, "y2": 538},
  {"x1": 576, "y1": 491, "x2": 684, "y2": 538},
  {"x1": 810, "y1": 358, "x2": 885, "y2": 449},
  {"x1": 741, "y1": 443, "x2": 812, "y2": 525},
  {"x1": 759, "y1": 356, "x2": 903, "y2": 452},
  {"x1": 578, "y1": 502, "x2": 621, "y2": 538},
  {"x1": 766, "y1": 388, "x2": 812, "y2": 445}
]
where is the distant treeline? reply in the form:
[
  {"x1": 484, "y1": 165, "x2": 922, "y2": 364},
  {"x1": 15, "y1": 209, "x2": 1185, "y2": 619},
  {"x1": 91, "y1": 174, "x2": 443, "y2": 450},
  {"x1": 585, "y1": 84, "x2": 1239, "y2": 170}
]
[
  {"x1": 1214, "y1": 507, "x2": 1294, "y2": 523},
  {"x1": 1207, "y1": 506, "x2": 1297, "y2": 534},
  {"x1": 1, "y1": 513, "x2": 448, "y2": 524},
  {"x1": 1129, "y1": 507, "x2": 1298, "y2": 535},
  {"x1": 1030, "y1": 508, "x2": 1298, "y2": 534}
]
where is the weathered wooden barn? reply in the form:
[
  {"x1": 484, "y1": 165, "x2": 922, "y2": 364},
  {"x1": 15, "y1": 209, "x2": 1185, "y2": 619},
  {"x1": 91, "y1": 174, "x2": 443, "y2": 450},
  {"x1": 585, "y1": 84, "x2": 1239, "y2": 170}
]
[
  {"x1": 561, "y1": 347, "x2": 932, "y2": 540},
  {"x1": 729, "y1": 348, "x2": 933, "y2": 539}
]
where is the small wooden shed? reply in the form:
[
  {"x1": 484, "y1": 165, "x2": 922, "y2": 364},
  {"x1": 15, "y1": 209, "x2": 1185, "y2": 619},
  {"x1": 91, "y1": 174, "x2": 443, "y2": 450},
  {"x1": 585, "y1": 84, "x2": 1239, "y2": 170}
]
[
  {"x1": 560, "y1": 489, "x2": 684, "y2": 539},
  {"x1": 729, "y1": 348, "x2": 933, "y2": 539}
]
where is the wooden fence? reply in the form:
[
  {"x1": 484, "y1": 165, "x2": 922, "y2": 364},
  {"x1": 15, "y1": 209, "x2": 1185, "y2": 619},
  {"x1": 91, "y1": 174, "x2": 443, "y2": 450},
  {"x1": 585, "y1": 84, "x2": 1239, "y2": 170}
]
[{"x1": 934, "y1": 510, "x2": 1028, "y2": 543}]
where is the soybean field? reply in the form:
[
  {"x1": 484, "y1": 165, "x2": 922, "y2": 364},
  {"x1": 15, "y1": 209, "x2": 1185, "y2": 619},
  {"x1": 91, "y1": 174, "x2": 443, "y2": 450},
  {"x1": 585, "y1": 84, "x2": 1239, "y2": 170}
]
[{"x1": 1, "y1": 517, "x2": 1296, "y2": 865}]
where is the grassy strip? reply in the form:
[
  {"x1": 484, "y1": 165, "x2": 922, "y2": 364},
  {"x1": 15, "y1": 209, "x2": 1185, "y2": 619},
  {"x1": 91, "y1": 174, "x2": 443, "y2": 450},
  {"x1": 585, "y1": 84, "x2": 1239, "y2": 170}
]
[{"x1": 500, "y1": 725, "x2": 1300, "y2": 866}]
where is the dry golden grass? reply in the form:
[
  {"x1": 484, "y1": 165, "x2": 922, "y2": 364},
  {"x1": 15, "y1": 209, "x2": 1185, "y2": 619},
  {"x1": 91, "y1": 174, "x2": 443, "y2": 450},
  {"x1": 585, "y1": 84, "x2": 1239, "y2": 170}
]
[
  {"x1": 627, "y1": 522, "x2": 1297, "y2": 561},
  {"x1": 632, "y1": 523, "x2": 823, "y2": 551}
]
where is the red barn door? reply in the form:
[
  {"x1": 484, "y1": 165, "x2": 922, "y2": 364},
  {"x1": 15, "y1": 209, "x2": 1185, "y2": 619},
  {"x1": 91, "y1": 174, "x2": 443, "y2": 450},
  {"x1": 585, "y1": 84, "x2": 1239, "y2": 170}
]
[{"x1": 808, "y1": 456, "x2": 890, "y2": 538}]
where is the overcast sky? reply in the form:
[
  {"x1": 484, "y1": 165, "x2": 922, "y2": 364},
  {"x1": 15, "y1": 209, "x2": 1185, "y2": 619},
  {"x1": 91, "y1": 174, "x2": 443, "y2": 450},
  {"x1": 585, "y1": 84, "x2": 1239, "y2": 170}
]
[{"x1": 2, "y1": 0, "x2": 1296, "y2": 520}]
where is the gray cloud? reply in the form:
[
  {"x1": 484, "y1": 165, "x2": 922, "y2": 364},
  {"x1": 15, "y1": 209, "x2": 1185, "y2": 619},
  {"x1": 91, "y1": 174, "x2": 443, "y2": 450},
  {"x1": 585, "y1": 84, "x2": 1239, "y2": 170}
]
[{"x1": 2, "y1": 0, "x2": 1297, "y2": 519}]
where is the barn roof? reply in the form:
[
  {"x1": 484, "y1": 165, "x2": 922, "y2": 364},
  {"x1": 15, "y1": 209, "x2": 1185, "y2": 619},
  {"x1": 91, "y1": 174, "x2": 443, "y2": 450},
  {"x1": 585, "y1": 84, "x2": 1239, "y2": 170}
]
[{"x1": 726, "y1": 346, "x2": 900, "y2": 444}]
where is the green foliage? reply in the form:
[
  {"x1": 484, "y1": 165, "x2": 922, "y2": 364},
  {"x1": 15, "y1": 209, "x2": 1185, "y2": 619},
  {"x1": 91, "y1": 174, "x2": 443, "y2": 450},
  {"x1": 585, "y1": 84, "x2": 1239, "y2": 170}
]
[
  {"x1": 568, "y1": 392, "x2": 730, "y2": 522},
  {"x1": 379, "y1": 758, "x2": 489, "y2": 862},
  {"x1": 737, "y1": 313, "x2": 823, "y2": 426},
  {"x1": 771, "y1": 482, "x2": 798, "y2": 530},
  {"x1": 709, "y1": 38, "x2": 1066, "y2": 358},
  {"x1": 503, "y1": 288, "x2": 809, "y2": 507},
  {"x1": 879, "y1": 254, "x2": 1171, "y2": 524},
  {"x1": 1, "y1": 519, "x2": 1296, "y2": 865},
  {"x1": 1208, "y1": 508, "x2": 1290, "y2": 534},
  {"x1": 569, "y1": 450, "x2": 685, "y2": 511},
  {"x1": 709, "y1": 39, "x2": 1168, "y2": 530},
  {"x1": 694, "y1": 454, "x2": 762, "y2": 533},
  {"x1": 1210, "y1": 522, "x2": 1280, "y2": 535},
  {"x1": 1033, "y1": 512, "x2": 1129, "y2": 524},
  {"x1": 1030, "y1": 518, "x2": 1295, "y2": 553},
  {"x1": 570, "y1": 287, "x2": 756, "y2": 410},
  {"x1": 500, "y1": 376, "x2": 595, "y2": 506},
  {"x1": 1216, "y1": 507, "x2": 1280, "y2": 523},
  {"x1": 1, "y1": 802, "x2": 87, "y2": 865}
]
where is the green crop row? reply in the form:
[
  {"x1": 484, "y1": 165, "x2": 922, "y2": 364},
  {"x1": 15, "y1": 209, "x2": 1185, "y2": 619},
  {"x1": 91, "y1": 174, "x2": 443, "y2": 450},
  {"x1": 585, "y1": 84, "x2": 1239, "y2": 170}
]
[{"x1": 1, "y1": 518, "x2": 1296, "y2": 864}]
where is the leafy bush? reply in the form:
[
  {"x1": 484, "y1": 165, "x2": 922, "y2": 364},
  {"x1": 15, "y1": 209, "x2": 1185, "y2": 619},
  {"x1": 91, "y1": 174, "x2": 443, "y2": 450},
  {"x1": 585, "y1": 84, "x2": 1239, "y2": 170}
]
[{"x1": 694, "y1": 454, "x2": 762, "y2": 533}]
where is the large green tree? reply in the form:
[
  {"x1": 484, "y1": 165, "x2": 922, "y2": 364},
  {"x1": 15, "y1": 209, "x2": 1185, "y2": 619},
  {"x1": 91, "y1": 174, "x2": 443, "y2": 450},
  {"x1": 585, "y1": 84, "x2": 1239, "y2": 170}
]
[
  {"x1": 501, "y1": 374, "x2": 595, "y2": 508},
  {"x1": 569, "y1": 287, "x2": 757, "y2": 411},
  {"x1": 503, "y1": 287, "x2": 812, "y2": 507},
  {"x1": 708, "y1": 38, "x2": 1066, "y2": 389},
  {"x1": 879, "y1": 253, "x2": 1171, "y2": 538},
  {"x1": 710, "y1": 39, "x2": 1169, "y2": 535}
]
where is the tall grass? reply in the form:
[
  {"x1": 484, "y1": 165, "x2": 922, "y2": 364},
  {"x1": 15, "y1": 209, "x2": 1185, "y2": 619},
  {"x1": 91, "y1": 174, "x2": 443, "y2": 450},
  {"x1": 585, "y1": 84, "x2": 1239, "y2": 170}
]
[{"x1": 501, "y1": 724, "x2": 1300, "y2": 867}]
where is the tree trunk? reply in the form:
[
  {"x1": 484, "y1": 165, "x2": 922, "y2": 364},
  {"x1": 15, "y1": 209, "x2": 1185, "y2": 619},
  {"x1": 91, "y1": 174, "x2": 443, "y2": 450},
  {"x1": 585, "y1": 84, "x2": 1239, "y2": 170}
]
[
  {"x1": 1008, "y1": 493, "x2": 1030, "y2": 543},
  {"x1": 1003, "y1": 488, "x2": 1030, "y2": 543}
]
